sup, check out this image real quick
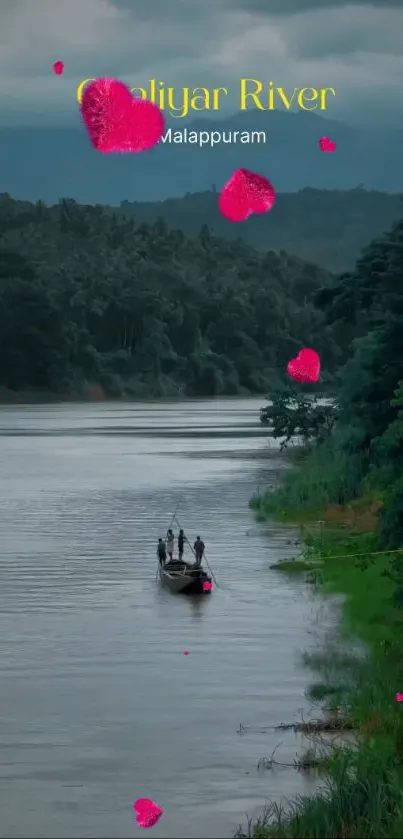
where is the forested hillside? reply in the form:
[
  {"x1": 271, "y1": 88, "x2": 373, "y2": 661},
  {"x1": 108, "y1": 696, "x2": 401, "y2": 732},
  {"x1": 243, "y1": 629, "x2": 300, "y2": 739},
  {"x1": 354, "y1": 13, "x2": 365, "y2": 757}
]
[
  {"x1": 0, "y1": 193, "x2": 337, "y2": 401},
  {"x1": 119, "y1": 188, "x2": 403, "y2": 273}
]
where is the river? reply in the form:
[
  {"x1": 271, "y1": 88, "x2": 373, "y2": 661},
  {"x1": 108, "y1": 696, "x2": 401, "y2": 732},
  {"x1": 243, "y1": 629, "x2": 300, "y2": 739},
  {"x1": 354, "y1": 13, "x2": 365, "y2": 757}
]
[{"x1": 0, "y1": 398, "x2": 324, "y2": 838}]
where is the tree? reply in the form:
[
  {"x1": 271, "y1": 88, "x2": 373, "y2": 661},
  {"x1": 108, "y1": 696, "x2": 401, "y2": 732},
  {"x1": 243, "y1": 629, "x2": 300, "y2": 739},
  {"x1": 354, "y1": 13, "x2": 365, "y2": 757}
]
[
  {"x1": 0, "y1": 193, "x2": 336, "y2": 399},
  {"x1": 260, "y1": 389, "x2": 338, "y2": 450}
]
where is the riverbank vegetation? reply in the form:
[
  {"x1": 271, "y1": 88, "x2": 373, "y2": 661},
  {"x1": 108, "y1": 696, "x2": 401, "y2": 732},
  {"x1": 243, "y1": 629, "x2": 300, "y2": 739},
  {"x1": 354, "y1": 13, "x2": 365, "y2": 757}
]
[
  {"x1": 246, "y1": 213, "x2": 403, "y2": 837},
  {"x1": 0, "y1": 192, "x2": 341, "y2": 401}
]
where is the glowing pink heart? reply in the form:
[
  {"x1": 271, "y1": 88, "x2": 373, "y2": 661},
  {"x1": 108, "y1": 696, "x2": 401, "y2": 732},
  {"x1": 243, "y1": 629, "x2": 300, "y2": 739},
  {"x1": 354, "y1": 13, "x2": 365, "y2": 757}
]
[
  {"x1": 183, "y1": 650, "x2": 189, "y2": 656},
  {"x1": 52, "y1": 61, "x2": 64, "y2": 75},
  {"x1": 219, "y1": 169, "x2": 276, "y2": 222},
  {"x1": 396, "y1": 692, "x2": 403, "y2": 702},
  {"x1": 133, "y1": 798, "x2": 163, "y2": 828},
  {"x1": 287, "y1": 349, "x2": 320, "y2": 384},
  {"x1": 80, "y1": 78, "x2": 164, "y2": 153},
  {"x1": 202, "y1": 581, "x2": 212, "y2": 592},
  {"x1": 319, "y1": 136, "x2": 336, "y2": 153}
]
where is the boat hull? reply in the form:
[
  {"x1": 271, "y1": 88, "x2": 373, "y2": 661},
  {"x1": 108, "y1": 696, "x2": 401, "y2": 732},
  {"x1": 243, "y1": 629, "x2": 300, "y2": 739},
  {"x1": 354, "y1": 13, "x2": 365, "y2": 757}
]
[{"x1": 159, "y1": 560, "x2": 212, "y2": 595}]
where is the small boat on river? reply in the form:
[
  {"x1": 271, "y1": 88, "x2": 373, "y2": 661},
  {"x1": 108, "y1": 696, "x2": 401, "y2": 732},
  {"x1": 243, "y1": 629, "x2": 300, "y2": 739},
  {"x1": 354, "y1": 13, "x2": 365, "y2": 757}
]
[{"x1": 159, "y1": 559, "x2": 212, "y2": 595}]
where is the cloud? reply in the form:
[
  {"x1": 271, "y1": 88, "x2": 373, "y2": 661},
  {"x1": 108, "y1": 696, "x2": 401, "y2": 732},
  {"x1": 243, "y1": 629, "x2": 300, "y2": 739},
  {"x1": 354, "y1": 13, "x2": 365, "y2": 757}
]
[
  {"x1": 0, "y1": 0, "x2": 402, "y2": 128},
  {"x1": 231, "y1": 0, "x2": 403, "y2": 12},
  {"x1": 281, "y1": 6, "x2": 403, "y2": 58}
]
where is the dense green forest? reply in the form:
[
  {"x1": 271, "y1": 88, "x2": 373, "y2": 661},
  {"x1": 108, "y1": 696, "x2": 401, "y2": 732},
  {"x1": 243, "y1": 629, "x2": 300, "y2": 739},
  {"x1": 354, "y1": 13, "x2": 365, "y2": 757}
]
[
  {"x1": 119, "y1": 188, "x2": 403, "y2": 272},
  {"x1": 0, "y1": 192, "x2": 339, "y2": 400},
  {"x1": 313, "y1": 210, "x2": 403, "y2": 549},
  {"x1": 258, "y1": 208, "x2": 403, "y2": 546}
]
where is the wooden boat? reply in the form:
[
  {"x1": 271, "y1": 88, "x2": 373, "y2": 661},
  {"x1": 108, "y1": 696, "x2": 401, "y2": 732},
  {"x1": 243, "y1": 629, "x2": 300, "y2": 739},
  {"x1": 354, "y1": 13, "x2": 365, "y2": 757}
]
[{"x1": 159, "y1": 559, "x2": 212, "y2": 595}]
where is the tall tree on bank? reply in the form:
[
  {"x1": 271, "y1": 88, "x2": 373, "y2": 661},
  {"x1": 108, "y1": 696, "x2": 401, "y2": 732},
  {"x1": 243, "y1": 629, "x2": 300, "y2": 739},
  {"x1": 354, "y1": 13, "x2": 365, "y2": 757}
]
[{"x1": 271, "y1": 216, "x2": 403, "y2": 545}]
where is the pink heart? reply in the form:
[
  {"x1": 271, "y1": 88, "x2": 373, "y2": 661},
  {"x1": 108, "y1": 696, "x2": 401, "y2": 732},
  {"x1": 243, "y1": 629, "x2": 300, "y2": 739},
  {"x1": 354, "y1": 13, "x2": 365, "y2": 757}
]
[
  {"x1": 52, "y1": 61, "x2": 64, "y2": 76},
  {"x1": 80, "y1": 78, "x2": 164, "y2": 153},
  {"x1": 183, "y1": 650, "x2": 190, "y2": 656},
  {"x1": 133, "y1": 798, "x2": 163, "y2": 829},
  {"x1": 287, "y1": 348, "x2": 320, "y2": 384},
  {"x1": 396, "y1": 692, "x2": 403, "y2": 702},
  {"x1": 319, "y1": 136, "x2": 336, "y2": 153},
  {"x1": 219, "y1": 169, "x2": 276, "y2": 222},
  {"x1": 202, "y1": 581, "x2": 212, "y2": 592}
]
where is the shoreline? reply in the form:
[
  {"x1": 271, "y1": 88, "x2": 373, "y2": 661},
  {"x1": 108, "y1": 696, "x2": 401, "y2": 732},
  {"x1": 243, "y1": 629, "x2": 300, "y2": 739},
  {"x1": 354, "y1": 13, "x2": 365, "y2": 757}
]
[
  {"x1": 242, "y1": 472, "x2": 403, "y2": 838},
  {"x1": 0, "y1": 389, "x2": 265, "y2": 406},
  {"x1": 0, "y1": 385, "x2": 332, "y2": 407}
]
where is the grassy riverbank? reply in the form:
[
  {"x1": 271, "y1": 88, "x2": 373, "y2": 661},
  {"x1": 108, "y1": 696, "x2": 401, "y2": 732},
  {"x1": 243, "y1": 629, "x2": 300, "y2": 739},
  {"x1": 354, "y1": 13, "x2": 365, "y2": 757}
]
[{"x1": 241, "y1": 452, "x2": 403, "y2": 839}]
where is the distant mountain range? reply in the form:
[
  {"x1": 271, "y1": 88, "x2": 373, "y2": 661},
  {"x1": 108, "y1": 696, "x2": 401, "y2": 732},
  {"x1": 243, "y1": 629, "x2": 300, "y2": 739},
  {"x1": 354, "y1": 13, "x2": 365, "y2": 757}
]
[{"x1": 2, "y1": 110, "x2": 403, "y2": 204}]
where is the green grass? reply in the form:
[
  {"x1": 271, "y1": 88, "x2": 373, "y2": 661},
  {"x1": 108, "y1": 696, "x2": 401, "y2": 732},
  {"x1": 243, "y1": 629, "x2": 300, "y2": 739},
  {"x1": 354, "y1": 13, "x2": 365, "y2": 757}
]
[
  {"x1": 270, "y1": 560, "x2": 316, "y2": 573},
  {"x1": 251, "y1": 437, "x2": 367, "y2": 521},
  {"x1": 237, "y1": 744, "x2": 403, "y2": 838},
  {"x1": 307, "y1": 682, "x2": 350, "y2": 704},
  {"x1": 242, "y1": 456, "x2": 403, "y2": 838},
  {"x1": 301, "y1": 531, "x2": 392, "y2": 642},
  {"x1": 270, "y1": 558, "x2": 323, "y2": 573}
]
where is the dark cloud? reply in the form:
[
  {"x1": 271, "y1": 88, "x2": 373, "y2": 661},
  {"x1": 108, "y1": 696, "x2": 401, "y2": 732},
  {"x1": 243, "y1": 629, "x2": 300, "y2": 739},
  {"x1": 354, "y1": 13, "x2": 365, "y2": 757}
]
[
  {"x1": 112, "y1": 0, "x2": 204, "y2": 20},
  {"x1": 283, "y1": 6, "x2": 403, "y2": 58},
  {"x1": 231, "y1": 0, "x2": 403, "y2": 12},
  {"x1": 0, "y1": 0, "x2": 402, "y2": 128}
]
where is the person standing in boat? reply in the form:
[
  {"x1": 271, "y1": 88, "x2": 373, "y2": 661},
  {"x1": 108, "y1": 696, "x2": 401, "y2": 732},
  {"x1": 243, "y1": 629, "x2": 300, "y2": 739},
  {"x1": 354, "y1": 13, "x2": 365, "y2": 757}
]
[
  {"x1": 193, "y1": 536, "x2": 205, "y2": 567},
  {"x1": 157, "y1": 538, "x2": 166, "y2": 567},
  {"x1": 166, "y1": 528, "x2": 174, "y2": 561},
  {"x1": 178, "y1": 529, "x2": 185, "y2": 561}
]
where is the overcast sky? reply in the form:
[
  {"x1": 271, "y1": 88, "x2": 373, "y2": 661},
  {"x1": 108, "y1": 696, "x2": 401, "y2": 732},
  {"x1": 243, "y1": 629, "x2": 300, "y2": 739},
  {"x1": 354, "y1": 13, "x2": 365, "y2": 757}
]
[{"x1": 0, "y1": 0, "x2": 402, "y2": 128}]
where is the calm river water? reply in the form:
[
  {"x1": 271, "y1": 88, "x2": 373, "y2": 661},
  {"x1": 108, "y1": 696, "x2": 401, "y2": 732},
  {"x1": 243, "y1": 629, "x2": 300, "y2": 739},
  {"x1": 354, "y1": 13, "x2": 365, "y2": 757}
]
[{"x1": 0, "y1": 398, "x2": 325, "y2": 838}]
